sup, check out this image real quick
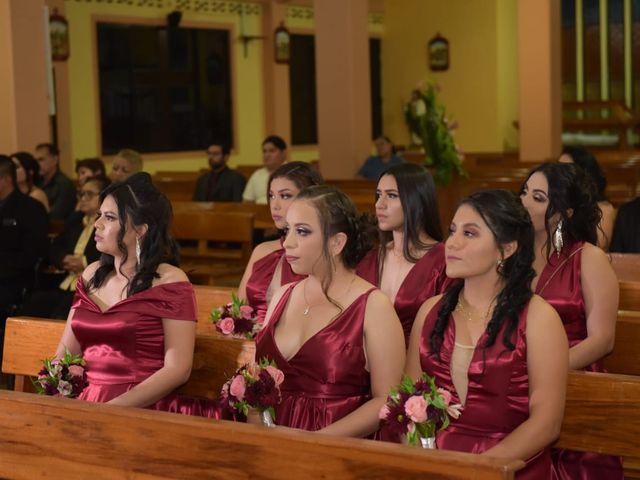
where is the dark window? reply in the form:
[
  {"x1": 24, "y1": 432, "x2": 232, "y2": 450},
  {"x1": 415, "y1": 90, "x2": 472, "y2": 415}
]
[
  {"x1": 289, "y1": 34, "x2": 383, "y2": 145},
  {"x1": 97, "y1": 23, "x2": 232, "y2": 155}
]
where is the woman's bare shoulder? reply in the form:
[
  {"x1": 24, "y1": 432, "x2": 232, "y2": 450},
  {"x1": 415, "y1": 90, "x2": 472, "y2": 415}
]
[{"x1": 154, "y1": 263, "x2": 190, "y2": 285}]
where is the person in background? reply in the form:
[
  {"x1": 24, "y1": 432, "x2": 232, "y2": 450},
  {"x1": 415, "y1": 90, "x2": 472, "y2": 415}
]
[
  {"x1": 558, "y1": 147, "x2": 615, "y2": 251},
  {"x1": 357, "y1": 163, "x2": 450, "y2": 345},
  {"x1": 20, "y1": 175, "x2": 110, "y2": 319},
  {"x1": 254, "y1": 185, "x2": 405, "y2": 435},
  {"x1": 238, "y1": 162, "x2": 323, "y2": 322},
  {"x1": 406, "y1": 190, "x2": 567, "y2": 479},
  {"x1": 10, "y1": 152, "x2": 50, "y2": 213},
  {"x1": 111, "y1": 148, "x2": 143, "y2": 183},
  {"x1": 0, "y1": 155, "x2": 48, "y2": 361},
  {"x1": 520, "y1": 162, "x2": 622, "y2": 479},
  {"x1": 193, "y1": 142, "x2": 246, "y2": 202},
  {"x1": 610, "y1": 195, "x2": 640, "y2": 253},
  {"x1": 75, "y1": 158, "x2": 106, "y2": 186},
  {"x1": 54, "y1": 173, "x2": 219, "y2": 417},
  {"x1": 35, "y1": 143, "x2": 76, "y2": 221},
  {"x1": 242, "y1": 135, "x2": 287, "y2": 204},
  {"x1": 357, "y1": 136, "x2": 404, "y2": 181}
]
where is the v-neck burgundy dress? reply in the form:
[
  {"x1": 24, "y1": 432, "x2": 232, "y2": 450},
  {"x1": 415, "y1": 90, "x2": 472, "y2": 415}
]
[
  {"x1": 356, "y1": 243, "x2": 451, "y2": 345},
  {"x1": 71, "y1": 278, "x2": 220, "y2": 418},
  {"x1": 419, "y1": 297, "x2": 551, "y2": 480},
  {"x1": 245, "y1": 242, "x2": 305, "y2": 323},
  {"x1": 535, "y1": 241, "x2": 623, "y2": 479},
  {"x1": 255, "y1": 283, "x2": 375, "y2": 431}
]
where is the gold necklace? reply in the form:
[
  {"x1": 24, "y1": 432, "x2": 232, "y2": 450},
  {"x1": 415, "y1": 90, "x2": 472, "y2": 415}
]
[
  {"x1": 455, "y1": 294, "x2": 496, "y2": 324},
  {"x1": 302, "y1": 275, "x2": 357, "y2": 316}
]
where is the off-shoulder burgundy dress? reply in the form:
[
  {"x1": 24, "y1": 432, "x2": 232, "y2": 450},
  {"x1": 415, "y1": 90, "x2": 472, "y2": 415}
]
[
  {"x1": 255, "y1": 283, "x2": 375, "y2": 431},
  {"x1": 419, "y1": 297, "x2": 551, "y2": 480},
  {"x1": 245, "y1": 242, "x2": 305, "y2": 323},
  {"x1": 356, "y1": 243, "x2": 451, "y2": 344},
  {"x1": 71, "y1": 279, "x2": 220, "y2": 418},
  {"x1": 535, "y1": 241, "x2": 623, "y2": 479}
]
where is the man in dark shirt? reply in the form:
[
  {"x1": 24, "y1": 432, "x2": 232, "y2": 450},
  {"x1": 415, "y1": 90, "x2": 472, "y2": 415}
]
[
  {"x1": 193, "y1": 142, "x2": 246, "y2": 202},
  {"x1": 35, "y1": 143, "x2": 76, "y2": 220},
  {"x1": 610, "y1": 196, "x2": 640, "y2": 253},
  {"x1": 0, "y1": 155, "x2": 49, "y2": 361}
]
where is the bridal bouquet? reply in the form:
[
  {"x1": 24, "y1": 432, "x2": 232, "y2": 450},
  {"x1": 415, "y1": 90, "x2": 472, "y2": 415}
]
[
  {"x1": 219, "y1": 357, "x2": 284, "y2": 427},
  {"x1": 32, "y1": 351, "x2": 87, "y2": 398},
  {"x1": 379, "y1": 373, "x2": 462, "y2": 447},
  {"x1": 210, "y1": 293, "x2": 261, "y2": 339}
]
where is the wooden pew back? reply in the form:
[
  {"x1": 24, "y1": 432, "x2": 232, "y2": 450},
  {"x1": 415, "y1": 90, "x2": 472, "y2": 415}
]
[
  {"x1": 0, "y1": 390, "x2": 522, "y2": 480},
  {"x1": 605, "y1": 310, "x2": 640, "y2": 375},
  {"x1": 620, "y1": 280, "x2": 640, "y2": 311},
  {"x1": 609, "y1": 253, "x2": 640, "y2": 283}
]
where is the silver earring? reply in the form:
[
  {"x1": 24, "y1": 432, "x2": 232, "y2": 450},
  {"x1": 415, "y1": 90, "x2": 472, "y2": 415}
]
[
  {"x1": 553, "y1": 220, "x2": 563, "y2": 256},
  {"x1": 135, "y1": 236, "x2": 141, "y2": 264}
]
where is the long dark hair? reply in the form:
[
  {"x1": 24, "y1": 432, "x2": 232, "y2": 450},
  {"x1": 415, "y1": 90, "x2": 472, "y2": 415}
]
[
  {"x1": 88, "y1": 172, "x2": 180, "y2": 296},
  {"x1": 11, "y1": 152, "x2": 41, "y2": 187},
  {"x1": 523, "y1": 162, "x2": 600, "y2": 257},
  {"x1": 378, "y1": 163, "x2": 443, "y2": 263},
  {"x1": 430, "y1": 190, "x2": 535, "y2": 357},
  {"x1": 295, "y1": 185, "x2": 376, "y2": 310},
  {"x1": 561, "y1": 146, "x2": 608, "y2": 202}
]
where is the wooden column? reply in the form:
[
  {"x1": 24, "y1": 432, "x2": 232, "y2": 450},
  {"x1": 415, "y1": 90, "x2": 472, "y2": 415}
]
[
  {"x1": 0, "y1": 0, "x2": 50, "y2": 155},
  {"x1": 314, "y1": 0, "x2": 371, "y2": 179},
  {"x1": 517, "y1": 0, "x2": 562, "y2": 162},
  {"x1": 262, "y1": 1, "x2": 291, "y2": 145}
]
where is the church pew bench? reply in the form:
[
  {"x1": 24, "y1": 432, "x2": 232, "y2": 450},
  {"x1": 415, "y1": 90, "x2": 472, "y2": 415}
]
[
  {"x1": 604, "y1": 310, "x2": 640, "y2": 376},
  {"x1": 4, "y1": 315, "x2": 640, "y2": 465},
  {"x1": 172, "y1": 210, "x2": 254, "y2": 286},
  {"x1": 609, "y1": 253, "x2": 640, "y2": 283},
  {"x1": 0, "y1": 389, "x2": 523, "y2": 480},
  {"x1": 172, "y1": 200, "x2": 273, "y2": 230},
  {"x1": 620, "y1": 280, "x2": 640, "y2": 311}
]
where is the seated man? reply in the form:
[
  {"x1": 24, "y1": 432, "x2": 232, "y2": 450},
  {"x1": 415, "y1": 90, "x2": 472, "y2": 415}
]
[
  {"x1": 357, "y1": 136, "x2": 404, "y2": 180},
  {"x1": 193, "y1": 142, "x2": 246, "y2": 202},
  {"x1": 35, "y1": 143, "x2": 76, "y2": 221},
  {"x1": 0, "y1": 155, "x2": 48, "y2": 360},
  {"x1": 610, "y1": 196, "x2": 640, "y2": 253},
  {"x1": 243, "y1": 135, "x2": 287, "y2": 204}
]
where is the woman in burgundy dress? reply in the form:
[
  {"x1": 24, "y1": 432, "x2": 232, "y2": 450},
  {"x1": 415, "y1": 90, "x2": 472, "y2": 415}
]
[
  {"x1": 55, "y1": 173, "x2": 219, "y2": 417},
  {"x1": 255, "y1": 185, "x2": 405, "y2": 435},
  {"x1": 407, "y1": 190, "x2": 568, "y2": 479},
  {"x1": 238, "y1": 162, "x2": 323, "y2": 323},
  {"x1": 357, "y1": 163, "x2": 449, "y2": 345},
  {"x1": 521, "y1": 162, "x2": 622, "y2": 479}
]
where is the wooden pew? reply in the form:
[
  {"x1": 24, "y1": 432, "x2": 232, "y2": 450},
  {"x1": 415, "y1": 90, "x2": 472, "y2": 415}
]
[
  {"x1": 3, "y1": 316, "x2": 640, "y2": 477},
  {"x1": 172, "y1": 210, "x2": 254, "y2": 286},
  {"x1": 172, "y1": 200, "x2": 273, "y2": 230},
  {"x1": 0, "y1": 390, "x2": 522, "y2": 480},
  {"x1": 609, "y1": 253, "x2": 640, "y2": 283},
  {"x1": 605, "y1": 310, "x2": 640, "y2": 376},
  {"x1": 193, "y1": 285, "x2": 234, "y2": 336},
  {"x1": 620, "y1": 280, "x2": 640, "y2": 311}
]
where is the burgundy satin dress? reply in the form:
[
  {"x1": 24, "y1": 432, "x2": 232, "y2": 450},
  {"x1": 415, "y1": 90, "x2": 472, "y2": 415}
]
[
  {"x1": 420, "y1": 297, "x2": 551, "y2": 480},
  {"x1": 245, "y1": 243, "x2": 305, "y2": 323},
  {"x1": 535, "y1": 241, "x2": 623, "y2": 479},
  {"x1": 71, "y1": 279, "x2": 220, "y2": 418},
  {"x1": 356, "y1": 243, "x2": 451, "y2": 344},
  {"x1": 255, "y1": 283, "x2": 375, "y2": 432}
]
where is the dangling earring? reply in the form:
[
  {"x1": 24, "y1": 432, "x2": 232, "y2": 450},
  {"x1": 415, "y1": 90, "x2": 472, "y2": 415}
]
[
  {"x1": 553, "y1": 220, "x2": 563, "y2": 256},
  {"x1": 135, "y1": 236, "x2": 141, "y2": 264},
  {"x1": 496, "y1": 259, "x2": 505, "y2": 275}
]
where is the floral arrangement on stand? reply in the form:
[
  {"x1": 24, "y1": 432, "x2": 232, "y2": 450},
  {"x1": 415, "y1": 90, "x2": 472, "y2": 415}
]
[
  {"x1": 210, "y1": 293, "x2": 261, "y2": 339},
  {"x1": 379, "y1": 373, "x2": 462, "y2": 448},
  {"x1": 32, "y1": 351, "x2": 87, "y2": 398},
  {"x1": 404, "y1": 82, "x2": 466, "y2": 186},
  {"x1": 219, "y1": 357, "x2": 284, "y2": 427}
]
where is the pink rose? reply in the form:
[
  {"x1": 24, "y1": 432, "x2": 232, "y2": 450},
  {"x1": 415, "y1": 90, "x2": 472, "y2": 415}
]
[
  {"x1": 229, "y1": 375, "x2": 246, "y2": 400},
  {"x1": 265, "y1": 365, "x2": 284, "y2": 387},
  {"x1": 404, "y1": 395, "x2": 428, "y2": 423},
  {"x1": 218, "y1": 317, "x2": 235, "y2": 335},
  {"x1": 239, "y1": 305, "x2": 254, "y2": 320},
  {"x1": 437, "y1": 388, "x2": 452, "y2": 405},
  {"x1": 68, "y1": 365, "x2": 84, "y2": 378},
  {"x1": 378, "y1": 404, "x2": 390, "y2": 420}
]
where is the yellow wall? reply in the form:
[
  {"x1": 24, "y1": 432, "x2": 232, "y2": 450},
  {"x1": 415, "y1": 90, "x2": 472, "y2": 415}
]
[
  {"x1": 382, "y1": 0, "x2": 518, "y2": 153},
  {"x1": 66, "y1": 1, "x2": 266, "y2": 174}
]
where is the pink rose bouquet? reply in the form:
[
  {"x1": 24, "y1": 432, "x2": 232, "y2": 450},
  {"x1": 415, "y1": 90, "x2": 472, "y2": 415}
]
[
  {"x1": 379, "y1": 373, "x2": 462, "y2": 447},
  {"x1": 210, "y1": 292, "x2": 260, "y2": 339},
  {"x1": 219, "y1": 357, "x2": 284, "y2": 426},
  {"x1": 32, "y1": 350, "x2": 87, "y2": 398}
]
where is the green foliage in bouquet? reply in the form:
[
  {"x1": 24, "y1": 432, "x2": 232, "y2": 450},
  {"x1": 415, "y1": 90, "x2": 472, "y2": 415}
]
[{"x1": 405, "y1": 82, "x2": 466, "y2": 186}]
